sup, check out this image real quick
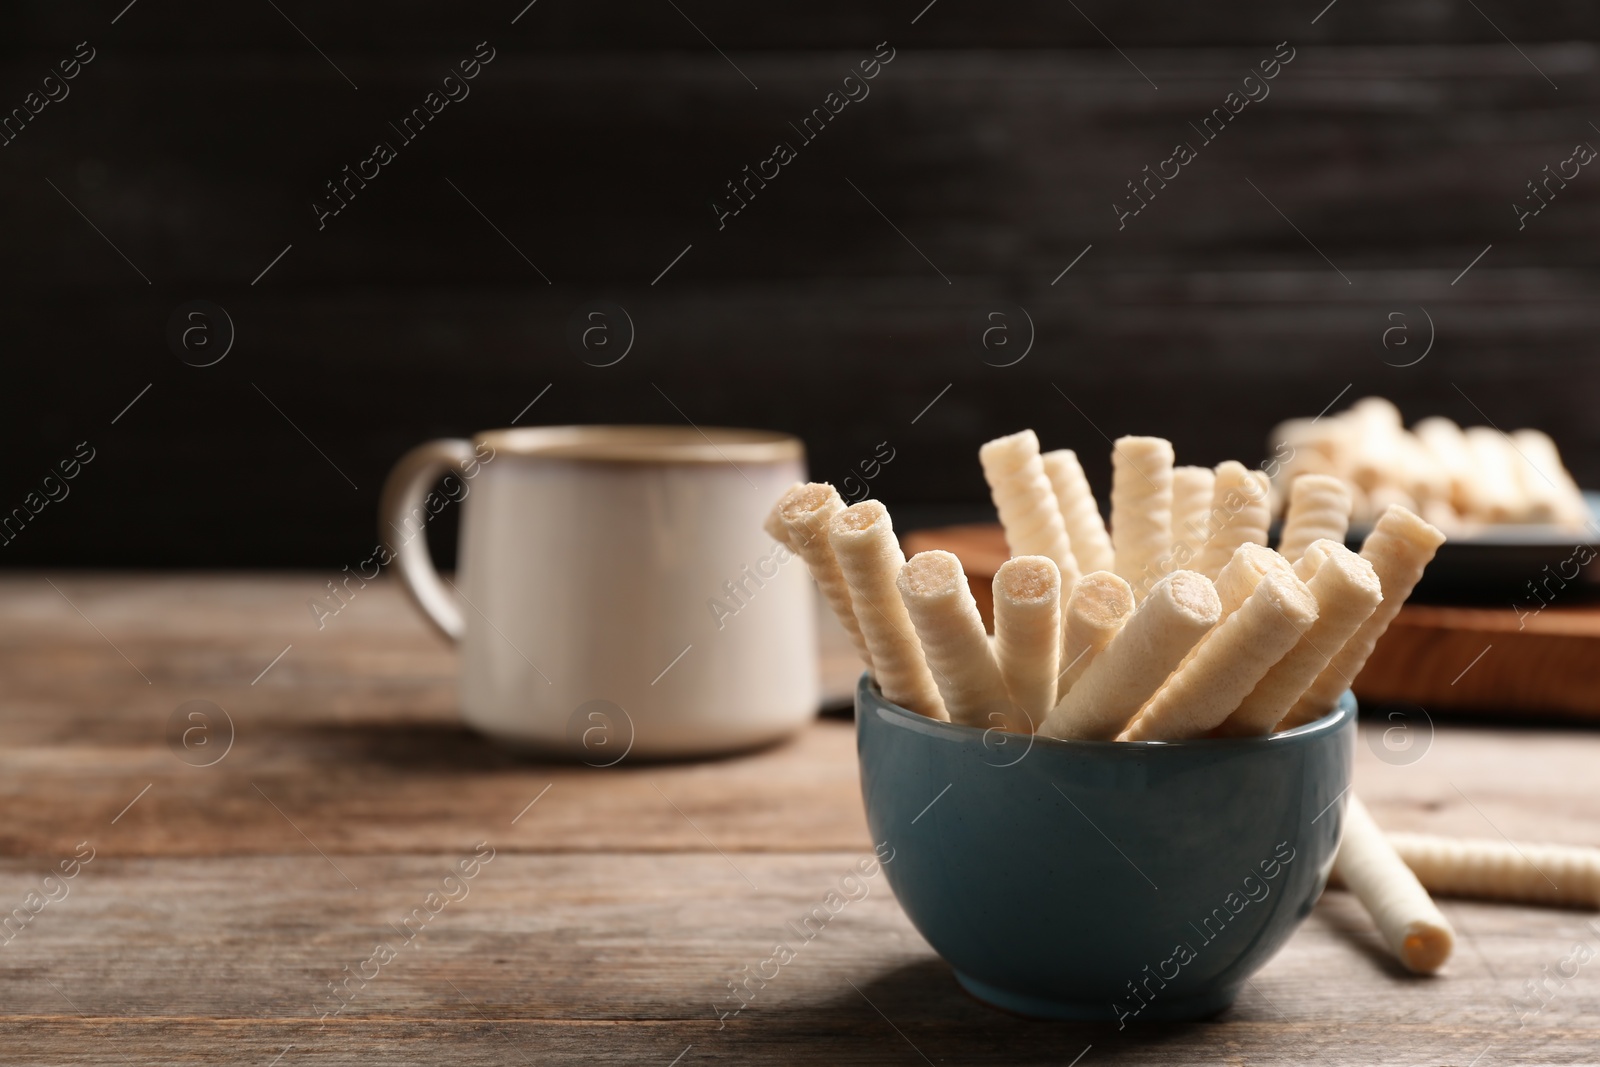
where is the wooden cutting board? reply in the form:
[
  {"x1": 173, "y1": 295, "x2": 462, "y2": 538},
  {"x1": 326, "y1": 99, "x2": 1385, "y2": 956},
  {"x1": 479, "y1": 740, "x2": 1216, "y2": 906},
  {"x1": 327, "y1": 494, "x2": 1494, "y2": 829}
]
[{"x1": 902, "y1": 523, "x2": 1600, "y2": 720}]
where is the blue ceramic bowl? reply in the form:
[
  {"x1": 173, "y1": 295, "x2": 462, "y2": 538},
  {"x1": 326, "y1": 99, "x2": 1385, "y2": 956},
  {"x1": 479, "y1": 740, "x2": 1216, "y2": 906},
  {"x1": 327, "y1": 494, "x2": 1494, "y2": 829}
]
[{"x1": 856, "y1": 674, "x2": 1355, "y2": 1022}]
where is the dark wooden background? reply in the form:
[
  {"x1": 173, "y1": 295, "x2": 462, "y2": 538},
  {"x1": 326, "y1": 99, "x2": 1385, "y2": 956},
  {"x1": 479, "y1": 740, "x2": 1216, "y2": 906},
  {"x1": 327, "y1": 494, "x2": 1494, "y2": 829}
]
[{"x1": 2, "y1": 1, "x2": 1597, "y2": 566}]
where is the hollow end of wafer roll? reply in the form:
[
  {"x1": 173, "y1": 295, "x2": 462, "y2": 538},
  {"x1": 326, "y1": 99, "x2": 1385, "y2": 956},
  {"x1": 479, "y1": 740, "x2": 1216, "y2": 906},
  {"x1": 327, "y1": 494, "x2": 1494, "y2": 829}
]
[
  {"x1": 1214, "y1": 542, "x2": 1295, "y2": 614},
  {"x1": 996, "y1": 555, "x2": 1059, "y2": 603},
  {"x1": 1067, "y1": 571, "x2": 1134, "y2": 630},
  {"x1": 764, "y1": 484, "x2": 804, "y2": 547},
  {"x1": 899, "y1": 549, "x2": 966, "y2": 599},
  {"x1": 778, "y1": 482, "x2": 842, "y2": 544},
  {"x1": 1252, "y1": 569, "x2": 1320, "y2": 629},
  {"x1": 1371, "y1": 503, "x2": 1447, "y2": 554},
  {"x1": 834, "y1": 498, "x2": 888, "y2": 535},
  {"x1": 1161, "y1": 569, "x2": 1224, "y2": 627},
  {"x1": 1399, "y1": 920, "x2": 1454, "y2": 975}
]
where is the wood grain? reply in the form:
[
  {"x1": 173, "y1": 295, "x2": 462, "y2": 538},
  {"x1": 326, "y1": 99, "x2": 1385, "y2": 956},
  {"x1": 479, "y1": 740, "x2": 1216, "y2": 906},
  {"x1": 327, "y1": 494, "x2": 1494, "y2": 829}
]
[{"x1": 2, "y1": 574, "x2": 1600, "y2": 1062}]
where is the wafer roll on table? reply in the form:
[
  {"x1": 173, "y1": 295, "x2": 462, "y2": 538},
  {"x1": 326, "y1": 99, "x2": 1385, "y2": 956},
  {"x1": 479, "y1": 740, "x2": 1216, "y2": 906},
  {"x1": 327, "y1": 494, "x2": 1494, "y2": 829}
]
[
  {"x1": 1122, "y1": 570, "x2": 1318, "y2": 742},
  {"x1": 1040, "y1": 570, "x2": 1218, "y2": 741},
  {"x1": 1283, "y1": 504, "x2": 1445, "y2": 728},
  {"x1": 1109, "y1": 436, "x2": 1174, "y2": 601},
  {"x1": 992, "y1": 556, "x2": 1062, "y2": 730},
  {"x1": 828, "y1": 500, "x2": 947, "y2": 720},
  {"x1": 897, "y1": 550, "x2": 1025, "y2": 734},
  {"x1": 980, "y1": 430, "x2": 1081, "y2": 589},
  {"x1": 1192, "y1": 461, "x2": 1272, "y2": 579},
  {"x1": 779, "y1": 483, "x2": 873, "y2": 669},
  {"x1": 1169, "y1": 465, "x2": 1217, "y2": 567},
  {"x1": 1217, "y1": 541, "x2": 1381, "y2": 737},
  {"x1": 1386, "y1": 833, "x2": 1600, "y2": 909},
  {"x1": 1056, "y1": 570, "x2": 1134, "y2": 701},
  {"x1": 1334, "y1": 796, "x2": 1455, "y2": 974},
  {"x1": 1277, "y1": 474, "x2": 1354, "y2": 565},
  {"x1": 1043, "y1": 449, "x2": 1115, "y2": 575}
]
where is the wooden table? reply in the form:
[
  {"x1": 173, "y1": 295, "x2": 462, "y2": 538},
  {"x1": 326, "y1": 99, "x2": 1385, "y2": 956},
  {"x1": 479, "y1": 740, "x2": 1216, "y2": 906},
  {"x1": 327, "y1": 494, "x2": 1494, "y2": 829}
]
[{"x1": 3, "y1": 574, "x2": 1598, "y2": 1065}]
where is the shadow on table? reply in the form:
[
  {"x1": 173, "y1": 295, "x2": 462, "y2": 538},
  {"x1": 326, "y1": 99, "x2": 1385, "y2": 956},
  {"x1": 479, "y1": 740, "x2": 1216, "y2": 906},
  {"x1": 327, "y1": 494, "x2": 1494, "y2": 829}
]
[{"x1": 708, "y1": 957, "x2": 1220, "y2": 1064}]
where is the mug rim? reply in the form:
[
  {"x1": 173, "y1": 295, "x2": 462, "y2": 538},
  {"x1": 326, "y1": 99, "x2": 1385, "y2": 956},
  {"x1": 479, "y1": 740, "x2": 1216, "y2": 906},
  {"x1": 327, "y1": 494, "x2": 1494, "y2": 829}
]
[
  {"x1": 858, "y1": 672, "x2": 1356, "y2": 751},
  {"x1": 473, "y1": 424, "x2": 803, "y2": 464}
]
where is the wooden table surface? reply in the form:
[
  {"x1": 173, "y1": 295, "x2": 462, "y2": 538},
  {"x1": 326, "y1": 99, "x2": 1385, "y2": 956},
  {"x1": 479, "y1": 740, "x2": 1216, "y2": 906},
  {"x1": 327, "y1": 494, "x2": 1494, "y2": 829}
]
[{"x1": 4, "y1": 574, "x2": 1599, "y2": 1065}]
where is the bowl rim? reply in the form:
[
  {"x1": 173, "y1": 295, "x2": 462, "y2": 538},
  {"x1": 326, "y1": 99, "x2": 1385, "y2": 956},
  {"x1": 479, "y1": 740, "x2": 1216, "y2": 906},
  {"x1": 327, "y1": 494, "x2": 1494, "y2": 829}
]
[{"x1": 857, "y1": 672, "x2": 1356, "y2": 752}]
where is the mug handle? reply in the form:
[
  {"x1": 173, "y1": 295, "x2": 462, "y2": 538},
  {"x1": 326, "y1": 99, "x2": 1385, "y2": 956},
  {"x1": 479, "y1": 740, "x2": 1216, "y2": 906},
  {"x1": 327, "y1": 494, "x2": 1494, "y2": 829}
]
[{"x1": 378, "y1": 438, "x2": 476, "y2": 642}]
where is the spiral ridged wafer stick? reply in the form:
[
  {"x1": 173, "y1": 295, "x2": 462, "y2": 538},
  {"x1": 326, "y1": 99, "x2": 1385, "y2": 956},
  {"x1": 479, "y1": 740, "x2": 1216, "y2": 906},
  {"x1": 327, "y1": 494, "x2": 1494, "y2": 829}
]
[
  {"x1": 979, "y1": 431, "x2": 1081, "y2": 587},
  {"x1": 829, "y1": 501, "x2": 948, "y2": 721},
  {"x1": 1334, "y1": 796, "x2": 1455, "y2": 974},
  {"x1": 1414, "y1": 417, "x2": 1477, "y2": 517},
  {"x1": 1169, "y1": 466, "x2": 1216, "y2": 568},
  {"x1": 992, "y1": 556, "x2": 1061, "y2": 729},
  {"x1": 1284, "y1": 505, "x2": 1445, "y2": 727},
  {"x1": 1385, "y1": 833, "x2": 1600, "y2": 909},
  {"x1": 1217, "y1": 542, "x2": 1380, "y2": 736},
  {"x1": 1465, "y1": 427, "x2": 1523, "y2": 523},
  {"x1": 1172, "y1": 543, "x2": 1295, "y2": 677},
  {"x1": 763, "y1": 485, "x2": 802, "y2": 549},
  {"x1": 1057, "y1": 570, "x2": 1134, "y2": 700},
  {"x1": 1192, "y1": 462, "x2": 1272, "y2": 579},
  {"x1": 1278, "y1": 474, "x2": 1354, "y2": 564},
  {"x1": 897, "y1": 551, "x2": 1024, "y2": 733},
  {"x1": 1123, "y1": 571, "x2": 1317, "y2": 742},
  {"x1": 1042, "y1": 449, "x2": 1114, "y2": 575},
  {"x1": 778, "y1": 483, "x2": 873, "y2": 669},
  {"x1": 1109, "y1": 436, "x2": 1174, "y2": 600},
  {"x1": 1040, "y1": 570, "x2": 1218, "y2": 741}
]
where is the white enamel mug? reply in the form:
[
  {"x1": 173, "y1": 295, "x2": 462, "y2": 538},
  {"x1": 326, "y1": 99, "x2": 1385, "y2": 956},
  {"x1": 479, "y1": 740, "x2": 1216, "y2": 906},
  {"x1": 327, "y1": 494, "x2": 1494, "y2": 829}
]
[{"x1": 379, "y1": 425, "x2": 817, "y2": 759}]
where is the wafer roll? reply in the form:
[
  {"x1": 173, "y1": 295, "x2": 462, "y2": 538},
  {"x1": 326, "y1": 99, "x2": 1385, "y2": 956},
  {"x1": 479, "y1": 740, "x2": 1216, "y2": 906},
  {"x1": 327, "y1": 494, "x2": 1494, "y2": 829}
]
[
  {"x1": 1043, "y1": 449, "x2": 1114, "y2": 575},
  {"x1": 1285, "y1": 505, "x2": 1444, "y2": 726},
  {"x1": 1192, "y1": 461, "x2": 1272, "y2": 579},
  {"x1": 1057, "y1": 570, "x2": 1134, "y2": 700},
  {"x1": 1040, "y1": 570, "x2": 1218, "y2": 741},
  {"x1": 1122, "y1": 571, "x2": 1317, "y2": 741},
  {"x1": 1414, "y1": 417, "x2": 1477, "y2": 517},
  {"x1": 1278, "y1": 474, "x2": 1354, "y2": 564},
  {"x1": 992, "y1": 556, "x2": 1062, "y2": 729},
  {"x1": 829, "y1": 501, "x2": 947, "y2": 720},
  {"x1": 1171, "y1": 542, "x2": 1294, "y2": 677},
  {"x1": 897, "y1": 551, "x2": 1023, "y2": 733},
  {"x1": 779, "y1": 483, "x2": 873, "y2": 668},
  {"x1": 763, "y1": 486, "x2": 802, "y2": 549},
  {"x1": 980, "y1": 431, "x2": 1081, "y2": 587},
  {"x1": 1464, "y1": 427, "x2": 1524, "y2": 523},
  {"x1": 1511, "y1": 429, "x2": 1591, "y2": 527},
  {"x1": 1110, "y1": 436, "x2": 1174, "y2": 600},
  {"x1": 1387, "y1": 833, "x2": 1600, "y2": 909},
  {"x1": 1334, "y1": 796, "x2": 1454, "y2": 974},
  {"x1": 1169, "y1": 466, "x2": 1217, "y2": 568},
  {"x1": 1218, "y1": 542, "x2": 1381, "y2": 736}
]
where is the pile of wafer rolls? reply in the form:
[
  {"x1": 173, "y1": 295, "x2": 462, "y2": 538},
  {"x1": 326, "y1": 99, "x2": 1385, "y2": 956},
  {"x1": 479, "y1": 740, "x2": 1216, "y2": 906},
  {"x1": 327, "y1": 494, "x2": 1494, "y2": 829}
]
[
  {"x1": 772, "y1": 429, "x2": 1426, "y2": 742},
  {"x1": 770, "y1": 428, "x2": 1600, "y2": 977},
  {"x1": 1270, "y1": 396, "x2": 1591, "y2": 531}
]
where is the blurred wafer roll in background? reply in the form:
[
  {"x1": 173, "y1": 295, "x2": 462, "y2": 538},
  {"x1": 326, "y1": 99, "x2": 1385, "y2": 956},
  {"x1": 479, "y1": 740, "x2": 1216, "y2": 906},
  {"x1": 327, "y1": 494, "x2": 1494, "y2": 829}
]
[
  {"x1": 1413, "y1": 416, "x2": 1478, "y2": 517},
  {"x1": 897, "y1": 550, "x2": 1024, "y2": 733},
  {"x1": 1043, "y1": 449, "x2": 1114, "y2": 575},
  {"x1": 1122, "y1": 571, "x2": 1317, "y2": 742},
  {"x1": 1110, "y1": 436, "x2": 1175, "y2": 600},
  {"x1": 829, "y1": 501, "x2": 947, "y2": 721},
  {"x1": 779, "y1": 483, "x2": 873, "y2": 669},
  {"x1": 1277, "y1": 474, "x2": 1353, "y2": 564},
  {"x1": 1169, "y1": 465, "x2": 1217, "y2": 567},
  {"x1": 980, "y1": 431, "x2": 1081, "y2": 588},
  {"x1": 1285, "y1": 505, "x2": 1445, "y2": 727},
  {"x1": 992, "y1": 556, "x2": 1062, "y2": 730},
  {"x1": 1511, "y1": 428, "x2": 1591, "y2": 527},
  {"x1": 1192, "y1": 461, "x2": 1272, "y2": 579},
  {"x1": 1386, "y1": 833, "x2": 1600, "y2": 909},
  {"x1": 1040, "y1": 570, "x2": 1218, "y2": 741},
  {"x1": 1057, "y1": 570, "x2": 1134, "y2": 701},
  {"x1": 1334, "y1": 796, "x2": 1455, "y2": 974},
  {"x1": 1464, "y1": 427, "x2": 1523, "y2": 523},
  {"x1": 1217, "y1": 542, "x2": 1381, "y2": 736}
]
